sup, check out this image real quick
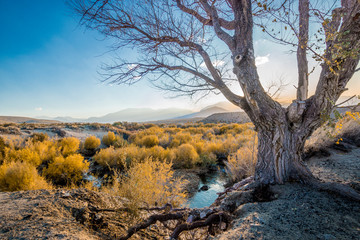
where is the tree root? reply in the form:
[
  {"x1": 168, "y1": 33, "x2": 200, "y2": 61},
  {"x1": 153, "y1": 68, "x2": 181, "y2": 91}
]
[
  {"x1": 115, "y1": 203, "x2": 233, "y2": 240},
  {"x1": 119, "y1": 212, "x2": 184, "y2": 240},
  {"x1": 170, "y1": 212, "x2": 231, "y2": 239},
  {"x1": 307, "y1": 178, "x2": 360, "y2": 201}
]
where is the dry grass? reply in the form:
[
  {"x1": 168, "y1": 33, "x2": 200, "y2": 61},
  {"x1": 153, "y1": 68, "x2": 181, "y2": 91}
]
[
  {"x1": 225, "y1": 130, "x2": 257, "y2": 183},
  {"x1": 103, "y1": 158, "x2": 187, "y2": 214}
]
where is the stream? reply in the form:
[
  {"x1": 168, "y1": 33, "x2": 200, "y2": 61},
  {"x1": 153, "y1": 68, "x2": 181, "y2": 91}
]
[{"x1": 186, "y1": 166, "x2": 229, "y2": 208}]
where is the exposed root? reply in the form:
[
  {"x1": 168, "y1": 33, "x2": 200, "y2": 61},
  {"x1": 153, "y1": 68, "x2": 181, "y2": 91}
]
[
  {"x1": 213, "y1": 176, "x2": 255, "y2": 206},
  {"x1": 308, "y1": 179, "x2": 360, "y2": 201},
  {"x1": 119, "y1": 212, "x2": 184, "y2": 240},
  {"x1": 170, "y1": 212, "x2": 231, "y2": 239},
  {"x1": 114, "y1": 203, "x2": 234, "y2": 240}
]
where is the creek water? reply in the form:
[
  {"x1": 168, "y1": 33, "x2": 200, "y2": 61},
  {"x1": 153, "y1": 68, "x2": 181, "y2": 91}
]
[{"x1": 186, "y1": 166, "x2": 229, "y2": 208}]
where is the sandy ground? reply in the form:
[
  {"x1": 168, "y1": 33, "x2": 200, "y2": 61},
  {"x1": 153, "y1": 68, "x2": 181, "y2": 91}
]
[{"x1": 213, "y1": 146, "x2": 360, "y2": 240}]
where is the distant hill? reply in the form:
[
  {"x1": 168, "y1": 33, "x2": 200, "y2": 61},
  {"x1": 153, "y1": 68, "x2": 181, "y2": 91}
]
[
  {"x1": 86, "y1": 108, "x2": 193, "y2": 123},
  {"x1": 0, "y1": 116, "x2": 60, "y2": 124},
  {"x1": 201, "y1": 112, "x2": 250, "y2": 124},
  {"x1": 175, "y1": 106, "x2": 229, "y2": 119}
]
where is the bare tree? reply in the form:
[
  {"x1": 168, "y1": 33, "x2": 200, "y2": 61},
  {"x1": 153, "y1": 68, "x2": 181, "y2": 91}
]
[{"x1": 70, "y1": 0, "x2": 360, "y2": 200}]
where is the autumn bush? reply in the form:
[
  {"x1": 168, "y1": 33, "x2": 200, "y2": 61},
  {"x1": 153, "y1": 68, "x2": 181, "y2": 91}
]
[
  {"x1": 139, "y1": 135, "x2": 159, "y2": 148},
  {"x1": 174, "y1": 144, "x2": 200, "y2": 168},
  {"x1": 43, "y1": 154, "x2": 89, "y2": 186},
  {"x1": 225, "y1": 132, "x2": 257, "y2": 183},
  {"x1": 0, "y1": 161, "x2": 50, "y2": 191},
  {"x1": 108, "y1": 158, "x2": 187, "y2": 213},
  {"x1": 84, "y1": 135, "x2": 101, "y2": 150},
  {"x1": 94, "y1": 146, "x2": 127, "y2": 169},
  {"x1": 102, "y1": 131, "x2": 117, "y2": 146},
  {"x1": 58, "y1": 137, "x2": 80, "y2": 157},
  {"x1": 5, "y1": 148, "x2": 42, "y2": 166}
]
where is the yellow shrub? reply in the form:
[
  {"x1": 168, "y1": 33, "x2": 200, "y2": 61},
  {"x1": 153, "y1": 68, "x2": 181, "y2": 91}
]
[
  {"x1": 5, "y1": 148, "x2": 42, "y2": 166},
  {"x1": 94, "y1": 146, "x2": 126, "y2": 169},
  {"x1": 58, "y1": 137, "x2": 80, "y2": 157},
  {"x1": 159, "y1": 134, "x2": 170, "y2": 148},
  {"x1": 113, "y1": 158, "x2": 187, "y2": 212},
  {"x1": 174, "y1": 144, "x2": 200, "y2": 168},
  {"x1": 102, "y1": 131, "x2": 117, "y2": 146},
  {"x1": 225, "y1": 135, "x2": 258, "y2": 182},
  {"x1": 44, "y1": 154, "x2": 89, "y2": 186},
  {"x1": 31, "y1": 140, "x2": 58, "y2": 163},
  {"x1": 140, "y1": 135, "x2": 159, "y2": 148},
  {"x1": 0, "y1": 161, "x2": 50, "y2": 191},
  {"x1": 84, "y1": 136, "x2": 101, "y2": 150},
  {"x1": 170, "y1": 132, "x2": 192, "y2": 147},
  {"x1": 147, "y1": 146, "x2": 175, "y2": 162}
]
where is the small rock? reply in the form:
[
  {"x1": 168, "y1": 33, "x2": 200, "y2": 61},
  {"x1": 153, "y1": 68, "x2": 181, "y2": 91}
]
[
  {"x1": 323, "y1": 234, "x2": 336, "y2": 240},
  {"x1": 60, "y1": 191, "x2": 71, "y2": 198},
  {"x1": 199, "y1": 185, "x2": 209, "y2": 191}
]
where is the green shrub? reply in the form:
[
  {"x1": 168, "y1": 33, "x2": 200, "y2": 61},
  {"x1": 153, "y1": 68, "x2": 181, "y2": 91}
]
[
  {"x1": 44, "y1": 154, "x2": 89, "y2": 186},
  {"x1": 0, "y1": 161, "x2": 50, "y2": 191},
  {"x1": 84, "y1": 136, "x2": 101, "y2": 150}
]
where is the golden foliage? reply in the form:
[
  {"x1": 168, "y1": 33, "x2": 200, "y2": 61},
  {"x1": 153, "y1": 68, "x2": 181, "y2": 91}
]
[
  {"x1": 102, "y1": 131, "x2": 117, "y2": 146},
  {"x1": 0, "y1": 161, "x2": 50, "y2": 191},
  {"x1": 58, "y1": 137, "x2": 80, "y2": 157},
  {"x1": 225, "y1": 132, "x2": 257, "y2": 183},
  {"x1": 44, "y1": 154, "x2": 89, "y2": 186},
  {"x1": 139, "y1": 135, "x2": 159, "y2": 148},
  {"x1": 84, "y1": 135, "x2": 101, "y2": 150},
  {"x1": 174, "y1": 144, "x2": 200, "y2": 168},
  {"x1": 109, "y1": 158, "x2": 187, "y2": 212}
]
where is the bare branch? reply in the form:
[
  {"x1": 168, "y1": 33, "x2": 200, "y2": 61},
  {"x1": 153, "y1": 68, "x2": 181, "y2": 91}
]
[
  {"x1": 334, "y1": 95, "x2": 357, "y2": 107},
  {"x1": 297, "y1": 0, "x2": 310, "y2": 100},
  {"x1": 175, "y1": 0, "x2": 236, "y2": 30},
  {"x1": 199, "y1": 0, "x2": 235, "y2": 49}
]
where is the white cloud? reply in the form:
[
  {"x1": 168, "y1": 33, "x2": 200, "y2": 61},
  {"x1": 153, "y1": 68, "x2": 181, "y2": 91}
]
[
  {"x1": 255, "y1": 54, "x2": 270, "y2": 66},
  {"x1": 200, "y1": 60, "x2": 225, "y2": 68},
  {"x1": 35, "y1": 107, "x2": 43, "y2": 111}
]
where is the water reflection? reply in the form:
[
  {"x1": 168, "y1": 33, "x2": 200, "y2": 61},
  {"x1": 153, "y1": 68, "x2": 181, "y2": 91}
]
[{"x1": 186, "y1": 167, "x2": 229, "y2": 208}]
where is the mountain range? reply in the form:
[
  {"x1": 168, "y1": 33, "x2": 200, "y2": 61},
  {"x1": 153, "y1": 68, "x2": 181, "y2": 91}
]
[{"x1": 41, "y1": 102, "x2": 242, "y2": 123}]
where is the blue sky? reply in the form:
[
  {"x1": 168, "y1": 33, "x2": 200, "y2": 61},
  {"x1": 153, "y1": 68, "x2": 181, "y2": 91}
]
[{"x1": 0, "y1": 1, "x2": 358, "y2": 118}]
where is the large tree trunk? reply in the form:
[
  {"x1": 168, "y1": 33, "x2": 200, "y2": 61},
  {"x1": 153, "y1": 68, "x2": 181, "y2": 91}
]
[
  {"x1": 255, "y1": 124, "x2": 312, "y2": 184},
  {"x1": 252, "y1": 113, "x2": 360, "y2": 200}
]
